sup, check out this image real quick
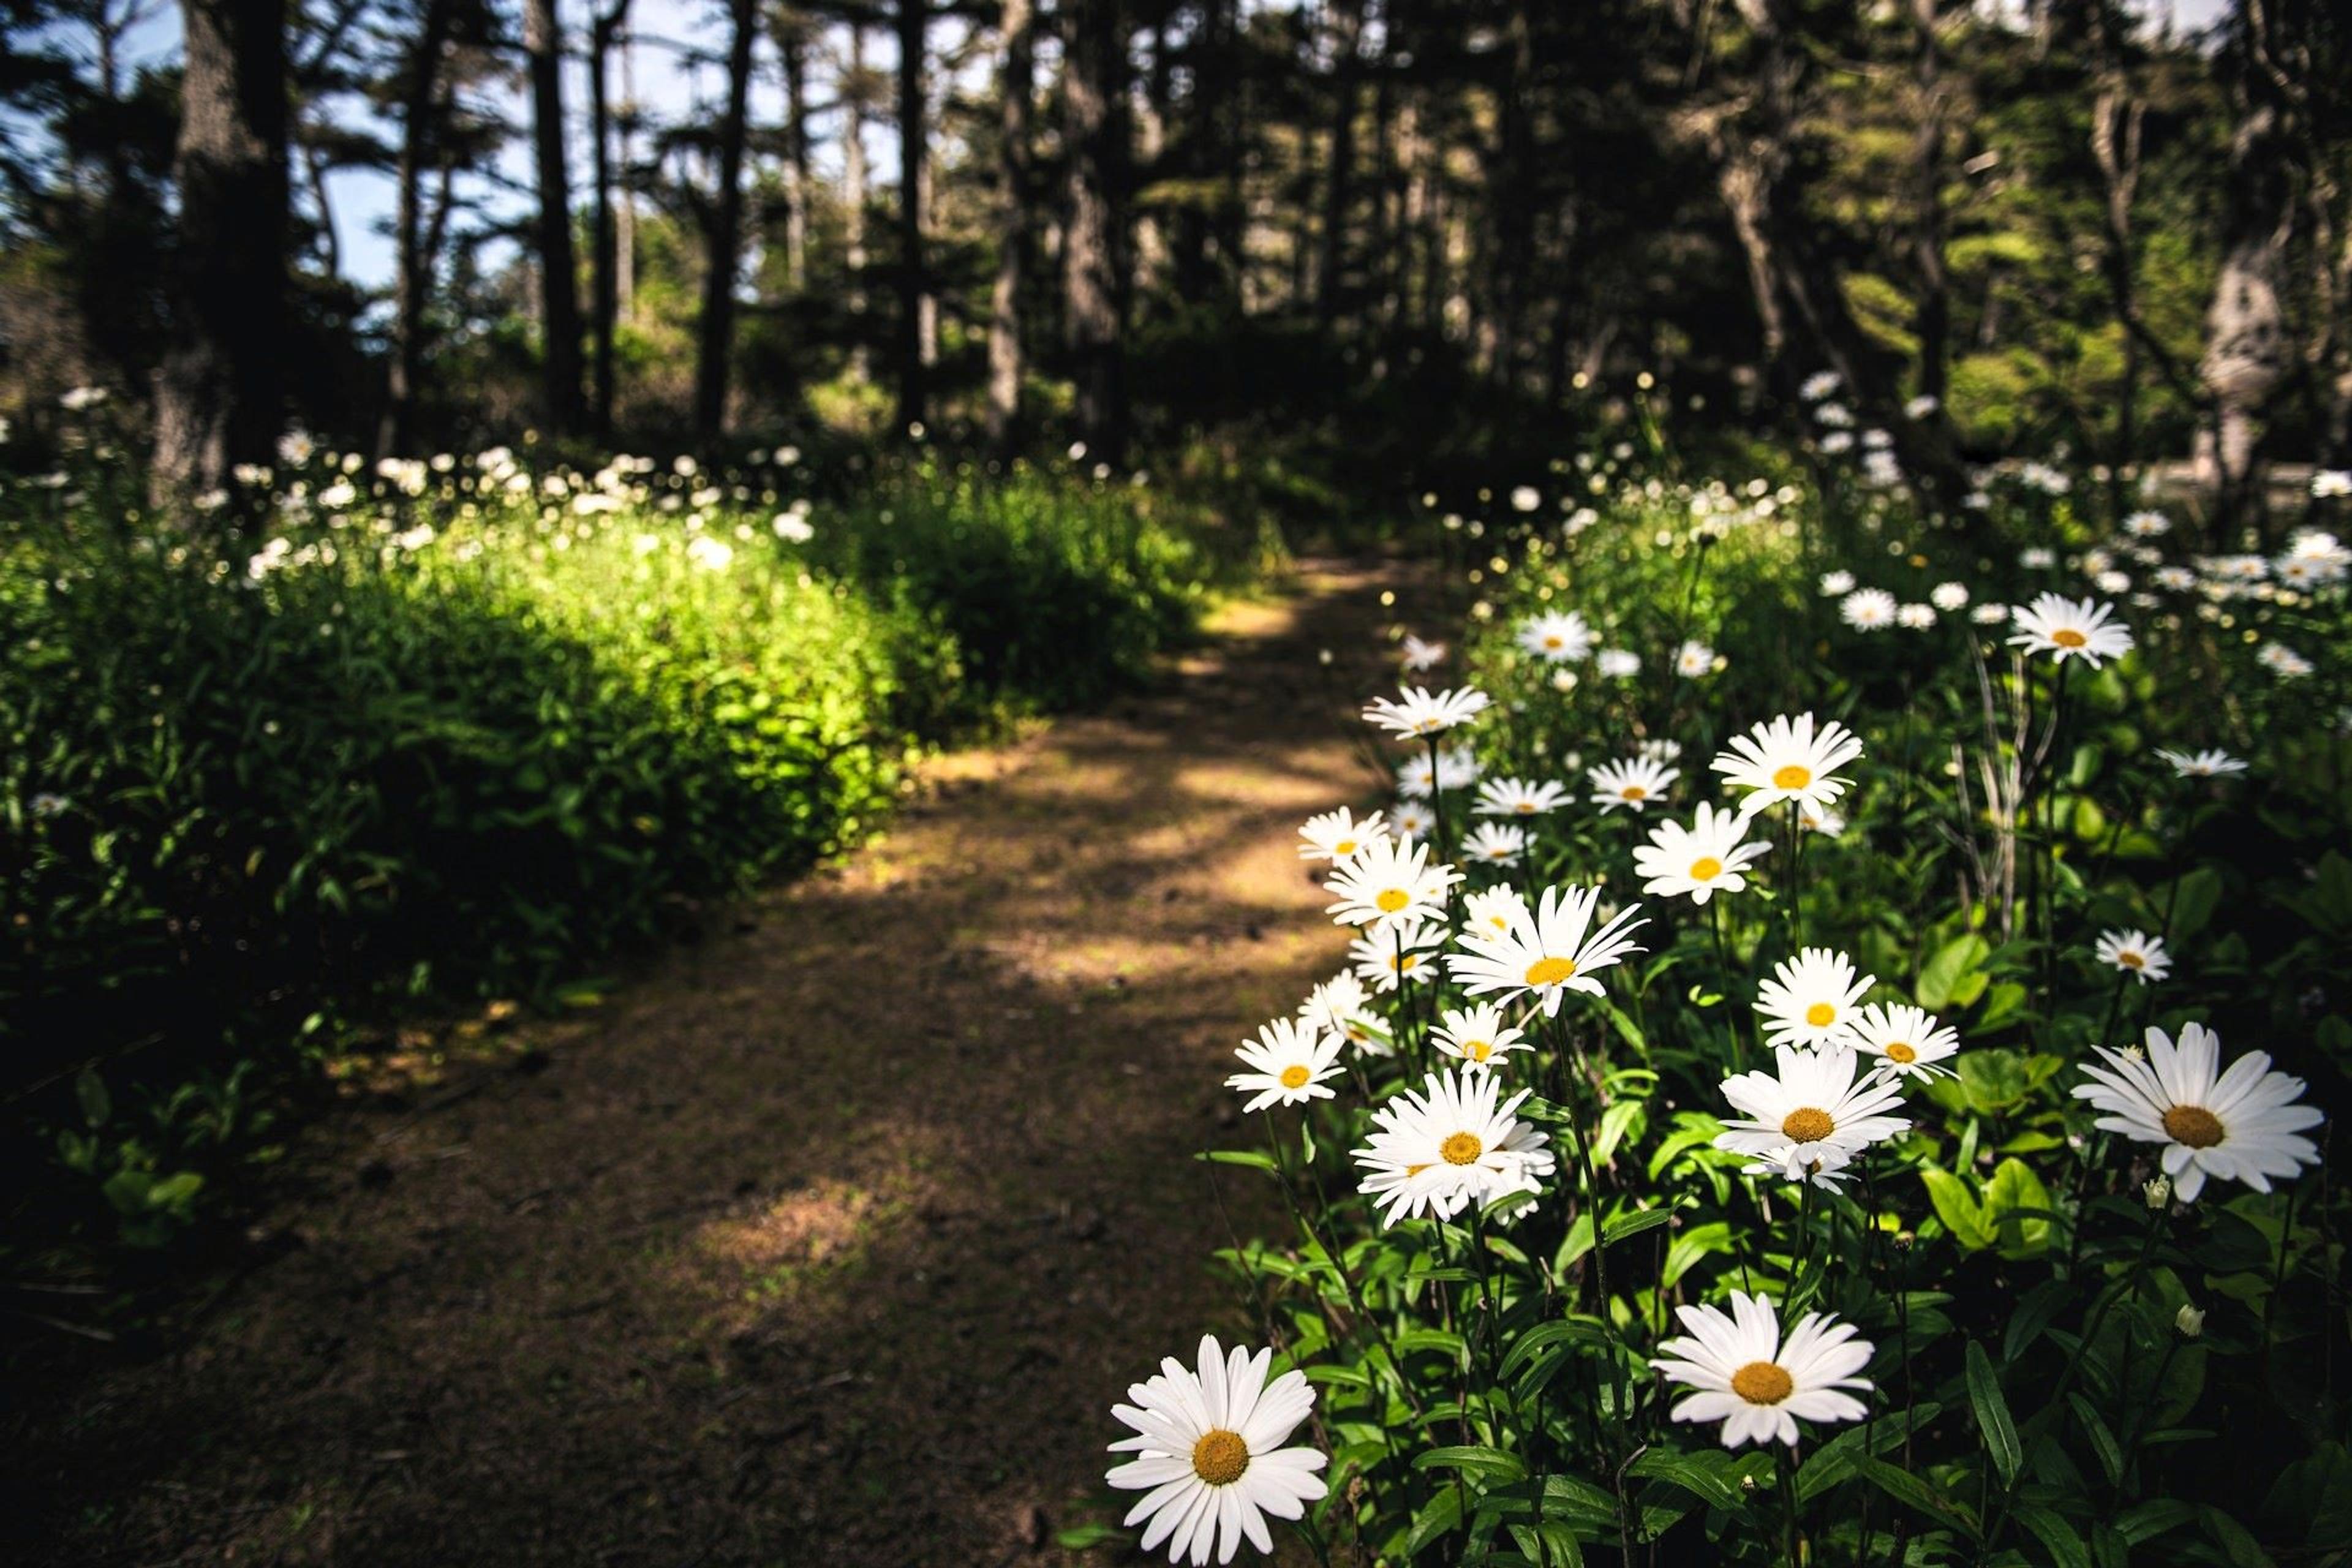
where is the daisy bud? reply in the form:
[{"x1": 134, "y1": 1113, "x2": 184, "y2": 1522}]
[
  {"x1": 2175, "y1": 1304, "x2": 2206, "y2": 1338},
  {"x1": 2144, "y1": 1175, "x2": 2172, "y2": 1209}
]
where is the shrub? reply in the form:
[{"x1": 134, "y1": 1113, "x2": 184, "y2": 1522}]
[{"x1": 1, "y1": 445, "x2": 1235, "y2": 1261}]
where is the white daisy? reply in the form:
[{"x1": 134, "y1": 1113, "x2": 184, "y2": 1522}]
[
  {"x1": 1363, "y1": 685, "x2": 1490, "y2": 739},
  {"x1": 1896, "y1": 603, "x2": 1936, "y2": 630},
  {"x1": 1798, "y1": 804, "x2": 1845, "y2": 837},
  {"x1": 2155, "y1": 748, "x2": 2245, "y2": 780},
  {"x1": 1632, "y1": 802, "x2": 1768, "y2": 905},
  {"x1": 1430, "y1": 1003, "x2": 1531, "y2": 1068},
  {"x1": 1713, "y1": 1044, "x2": 1912, "y2": 1166},
  {"x1": 1297, "y1": 806, "x2": 1388, "y2": 862},
  {"x1": 1447, "y1": 883, "x2": 1647, "y2": 1017},
  {"x1": 1474, "y1": 777, "x2": 1570, "y2": 818},
  {"x1": 1397, "y1": 745, "x2": 1480, "y2": 799},
  {"x1": 2094, "y1": 927, "x2": 2171, "y2": 985},
  {"x1": 1588, "y1": 755, "x2": 1679, "y2": 813},
  {"x1": 1517, "y1": 611, "x2": 1596, "y2": 663},
  {"x1": 1227, "y1": 1018, "x2": 1346, "y2": 1113},
  {"x1": 1461, "y1": 821, "x2": 1529, "y2": 866},
  {"x1": 1297, "y1": 972, "x2": 1373, "y2": 1035},
  {"x1": 2257, "y1": 643, "x2": 2313, "y2": 679},
  {"x1": 1755, "y1": 947, "x2": 1875, "y2": 1049},
  {"x1": 1352, "y1": 1067, "x2": 1556, "y2": 1226},
  {"x1": 1462, "y1": 884, "x2": 1528, "y2": 938},
  {"x1": 2008, "y1": 593, "x2": 2134, "y2": 667},
  {"x1": 2073, "y1": 1022, "x2": 2322, "y2": 1202},
  {"x1": 1741, "y1": 1141, "x2": 1859, "y2": 1189},
  {"x1": 1107, "y1": 1336, "x2": 1329, "y2": 1564},
  {"x1": 1325, "y1": 835, "x2": 1460, "y2": 930},
  {"x1": 1596, "y1": 649, "x2": 1642, "y2": 679},
  {"x1": 1930, "y1": 581, "x2": 1969, "y2": 611},
  {"x1": 1388, "y1": 798, "x2": 1435, "y2": 840},
  {"x1": 1840, "y1": 588, "x2": 1897, "y2": 631},
  {"x1": 2124, "y1": 510, "x2": 2172, "y2": 538},
  {"x1": 1651, "y1": 1292, "x2": 1874, "y2": 1449},
  {"x1": 1676, "y1": 640, "x2": 1717, "y2": 677},
  {"x1": 1712, "y1": 712, "x2": 1864, "y2": 817},
  {"x1": 1400, "y1": 633, "x2": 1447, "y2": 671},
  {"x1": 1348, "y1": 914, "x2": 1447, "y2": 993},
  {"x1": 1848, "y1": 1002, "x2": 1960, "y2": 1082},
  {"x1": 1818, "y1": 570, "x2": 1856, "y2": 596}
]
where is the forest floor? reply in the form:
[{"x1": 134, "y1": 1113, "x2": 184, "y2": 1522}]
[{"x1": 10, "y1": 557, "x2": 1423, "y2": 1567}]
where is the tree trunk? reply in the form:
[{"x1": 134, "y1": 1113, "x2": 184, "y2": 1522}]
[
  {"x1": 1064, "y1": 0, "x2": 1127, "y2": 462},
  {"x1": 1316, "y1": 0, "x2": 1364, "y2": 331},
  {"x1": 2089, "y1": 47, "x2": 2145, "y2": 515},
  {"x1": 1909, "y1": 0, "x2": 1948, "y2": 404},
  {"x1": 2195, "y1": 97, "x2": 2291, "y2": 537},
  {"x1": 986, "y1": 0, "x2": 1035, "y2": 447},
  {"x1": 588, "y1": 0, "x2": 631, "y2": 442},
  {"x1": 777, "y1": 11, "x2": 812, "y2": 290},
  {"x1": 153, "y1": 0, "x2": 288, "y2": 517},
  {"x1": 845, "y1": 24, "x2": 870, "y2": 381},
  {"x1": 692, "y1": 0, "x2": 757, "y2": 445},
  {"x1": 379, "y1": 0, "x2": 454, "y2": 458},
  {"x1": 894, "y1": 0, "x2": 928, "y2": 432},
  {"x1": 524, "y1": 0, "x2": 584, "y2": 437}
]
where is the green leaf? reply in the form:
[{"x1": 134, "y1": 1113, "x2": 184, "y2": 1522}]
[
  {"x1": 1795, "y1": 1401, "x2": 1943, "y2": 1502},
  {"x1": 1195, "y1": 1149, "x2": 1276, "y2": 1172},
  {"x1": 1407, "y1": 1481, "x2": 1468, "y2": 1558},
  {"x1": 1966, "y1": 1340, "x2": 2022, "y2": 1486},
  {"x1": 1922, "y1": 1167, "x2": 1993, "y2": 1251},
  {"x1": 1918, "y1": 933, "x2": 1990, "y2": 1011},
  {"x1": 1852, "y1": 1456, "x2": 1982, "y2": 1539},
  {"x1": 1053, "y1": 1523, "x2": 1128, "y2": 1550},
  {"x1": 1982, "y1": 1158, "x2": 2055, "y2": 1259},
  {"x1": 1601, "y1": 1208, "x2": 1676, "y2": 1247},
  {"x1": 2169, "y1": 867, "x2": 2224, "y2": 941},
  {"x1": 74, "y1": 1066, "x2": 110, "y2": 1128},
  {"x1": 1627, "y1": 1448, "x2": 1760, "y2": 1512},
  {"x1": 2015, "y1": 1503, "x2": 2094, "y2": 1568},
  {"x1": 1417, "y1": 1446, "x2": 1529, "y2": 1483}
]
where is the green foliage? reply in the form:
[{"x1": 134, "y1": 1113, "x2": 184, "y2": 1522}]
[{"x1": 0, "y1": 445, "x2": 1231, "y2": 1261}]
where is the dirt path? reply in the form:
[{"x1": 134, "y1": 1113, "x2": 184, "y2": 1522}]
[{"x1": 14, "y1": 559, "x2": 1416, "y2": 1567}]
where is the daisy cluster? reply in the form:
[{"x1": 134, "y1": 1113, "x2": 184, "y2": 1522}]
[{"x1": 1104, "y1": 584, "x2": 2328, "y2": 1559}]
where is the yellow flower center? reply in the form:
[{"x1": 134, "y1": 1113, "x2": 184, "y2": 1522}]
[
  {"x1": 1782, "y1": 1107, "x2": 1836, "y2": 1142},
  {"x1": 2117, "y1": 949, "x2": 2144, "y2": 969},
  {"x1": 1689, "y1": 856, "x2": 1723, "y2": 881},
  {"x1": 2052, "y1": 628, "x2": 2088, "y2": 649},
  {"x1": 1376, "y1": 888, "x2": 1411, "y2": 913},
  {"x1": 1883, "y1": 1042, "x2": 1917, "y2": 1065},
  {"x1": 1466, "y1": 1041, "x2": 1492, "y2": 1061},
  {"x1": 1524, "y1": 956, "x2": 1578, "y2": 986},
  {"x1": 1804, "y1": 1002, "x2": 1837, "y2": 1028},
  {"x1": 1396, "y1": 954, "x2": 1419, "y2": 972},
  {"x1": 1544, "y1": 635, "x2": 1562, "y2": 649},
  {"x1": 1333, "y1": 839, "x2": 1357, "y2": 856},
  {"x1": 1406, "y1": 1163, "x2": 1430, "y2": 1177},
  {"x1": 1621, "y1": 785, "x2": 1647, "y2": 801},
  {"x1": 1773, "y1": 764, "x2": 1812, "y2": 790},
  {"x1": 1280, "y1": 1065, "x2": 1311, "y2": 1089},
  {"x1": 1441, "y1": 1131, "x2": 1485, "y2": 1166},
  {"x1": 1515, "y1": 802, "x2": 1536, "y2": 814},
  {"x1": 1732, "y1": 1361, "x2": 1795, "y2": 1405},
  {"x1": 2162, "y1": 1105, "x2": 2225, "y2": 1148},
  {"x1": 1192, "y1": 1429, "x2": 1250, "y2": 1487}
]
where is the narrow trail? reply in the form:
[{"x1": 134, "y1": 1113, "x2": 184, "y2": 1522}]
[{"x1": 16, "y1": 559, "x2": 1422, "y2": 1567}]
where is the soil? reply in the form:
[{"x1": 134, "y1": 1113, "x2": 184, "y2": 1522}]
[{"x1": 9, "y1": 559, "x2": 1423, "y2": 1568}]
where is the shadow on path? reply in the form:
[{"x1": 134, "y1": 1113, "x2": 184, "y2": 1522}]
[{"x1": 11, "y1": 559, "x2": 1427, "y2": 1567}]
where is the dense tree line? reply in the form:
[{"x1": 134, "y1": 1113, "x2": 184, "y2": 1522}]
[{"x1": 1, "y1": 0, "x2": 2347, "y2": 530}]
